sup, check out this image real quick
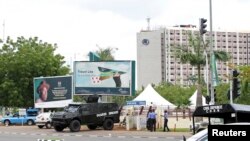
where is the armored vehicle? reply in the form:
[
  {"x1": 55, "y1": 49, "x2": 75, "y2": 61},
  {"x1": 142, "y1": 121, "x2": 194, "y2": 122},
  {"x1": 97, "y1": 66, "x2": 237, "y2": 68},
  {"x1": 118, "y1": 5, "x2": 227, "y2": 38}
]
[{"x1": 52, "y1": 95, "x2": 120, "y2": 132}]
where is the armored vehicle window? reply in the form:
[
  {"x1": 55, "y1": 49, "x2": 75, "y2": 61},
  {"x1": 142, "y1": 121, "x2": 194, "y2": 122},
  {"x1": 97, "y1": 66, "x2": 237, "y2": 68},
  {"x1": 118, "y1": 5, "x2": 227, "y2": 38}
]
[
  {"x1": 98, "y1": 103, "x2": 108, "y2": 112},
  {"x1": 65, "y1": 105, "x2": 80, "y2": 112},
  {"x1": 108, "y1": 103, "x2": 118, "y2": 111},
  {"x1": 80, "y1": 105, "x2": 90, "y2": 114}
]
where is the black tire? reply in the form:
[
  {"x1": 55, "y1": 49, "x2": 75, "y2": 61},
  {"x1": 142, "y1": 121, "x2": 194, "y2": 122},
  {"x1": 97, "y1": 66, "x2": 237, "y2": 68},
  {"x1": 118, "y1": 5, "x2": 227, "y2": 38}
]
[
  {"x1": 103, "y1": 119, "x2": 114, "y2": 130},
  {"x1": 87, "y1": 124, "x2": 97, "y2": 130},
  {"x1": 54, "y1": 125, "x2": 64, "y2": 132},
  {"x1": 38, "y1": 125, "x2": 44, "y2": 129},
  {"x1": 69, "y1": 120, "x2": 81, "y2": 132},
  {"x1": 45, "y1": 122, "x2": 52, "y2": 129},
  {"x1": 27, "y1": 120, "x2": 34, "y2": 126},
  {"x1": 4, "y1": 120, "x2": 10, "y2": 126}
]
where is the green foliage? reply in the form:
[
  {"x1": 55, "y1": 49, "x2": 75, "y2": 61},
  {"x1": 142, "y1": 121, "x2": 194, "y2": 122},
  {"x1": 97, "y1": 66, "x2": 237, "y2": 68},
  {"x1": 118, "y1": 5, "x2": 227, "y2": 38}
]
[
  {"x1": 95, "y1": 47, "x2": 116, "y2": 61},
  {"x1": 214, "y1": 83, "x2": 230, "y2": 104},
  {"x1": 232, "y1": 65, "x2": 250, "y2": 104},
  {"x1": 154, "y1": 83, "x2": 196, "y2": 108},
  {"x1": 0, "y1": 36, "x2": 70, "y2": 107}
]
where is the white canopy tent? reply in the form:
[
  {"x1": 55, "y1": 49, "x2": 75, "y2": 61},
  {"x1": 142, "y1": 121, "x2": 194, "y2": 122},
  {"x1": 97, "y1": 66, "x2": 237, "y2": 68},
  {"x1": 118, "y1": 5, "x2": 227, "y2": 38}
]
[
  {"x1": 133, "y1": 84, "x2": 176, "y2": 107},
  {"x1": 189, "y1": 90, "x2": 208, "y2": 109}
]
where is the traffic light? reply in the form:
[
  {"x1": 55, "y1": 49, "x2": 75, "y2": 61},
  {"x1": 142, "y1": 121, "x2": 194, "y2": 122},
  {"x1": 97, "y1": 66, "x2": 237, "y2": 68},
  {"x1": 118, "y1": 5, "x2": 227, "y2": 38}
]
[
  {"x1": 205, "y1": 96, "x2": 211, "y2": 104},
  {"x1": 199, "y1": 18, "x2": 207, "y2": 35},
  {"x1": 214, "y1": 88, "x2": 217, "y2": 102},
  {"x1": 232, "y1": 70, "x2": 241, "y2": 99}
]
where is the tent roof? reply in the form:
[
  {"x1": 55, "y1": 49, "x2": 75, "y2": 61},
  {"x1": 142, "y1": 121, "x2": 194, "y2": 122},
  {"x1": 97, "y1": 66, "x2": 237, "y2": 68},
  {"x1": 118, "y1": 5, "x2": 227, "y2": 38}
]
[
  {"x1": 189, "y1": 90, "x2": 208, "y2": 108},
  {"x1": 133, "y1": 84, "x2": 176, "y2": 107}
]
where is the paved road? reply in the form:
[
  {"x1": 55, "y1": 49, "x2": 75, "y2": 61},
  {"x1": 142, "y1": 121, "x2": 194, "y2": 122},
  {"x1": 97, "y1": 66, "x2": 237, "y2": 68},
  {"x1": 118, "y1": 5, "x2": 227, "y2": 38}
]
[{"x1": 0, "y1": 125, "x2": 191, "y2": 141}]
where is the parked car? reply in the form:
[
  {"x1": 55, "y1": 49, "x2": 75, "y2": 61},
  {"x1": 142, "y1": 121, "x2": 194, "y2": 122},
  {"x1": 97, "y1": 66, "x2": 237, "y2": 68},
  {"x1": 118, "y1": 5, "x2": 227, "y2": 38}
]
[
  {"x1": 0, "y1": 108, "x2": 39, "y2": 126},
  {"x1": 36, "y1": 112, "x2": 53, "y2": 129},
  {"x1": 190, "y1": 121, "x2": 209, "y2": 133},
  {"x1": 184, "y1": 122, "x2": 250, "y2": 141}
]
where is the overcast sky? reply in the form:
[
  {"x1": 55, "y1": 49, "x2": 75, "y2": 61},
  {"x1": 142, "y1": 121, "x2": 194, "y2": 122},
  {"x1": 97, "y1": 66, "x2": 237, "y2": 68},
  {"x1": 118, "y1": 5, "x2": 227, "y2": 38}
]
[{"x1": 1, "y1": 0, "x2": 250, "y2": 66}]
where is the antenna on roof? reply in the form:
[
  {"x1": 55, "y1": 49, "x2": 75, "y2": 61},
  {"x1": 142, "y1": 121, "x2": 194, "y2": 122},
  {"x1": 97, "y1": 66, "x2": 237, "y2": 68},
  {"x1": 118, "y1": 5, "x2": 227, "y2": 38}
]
[{"x1": 146, "y1": 17, "x2": 150, "y2": 31}]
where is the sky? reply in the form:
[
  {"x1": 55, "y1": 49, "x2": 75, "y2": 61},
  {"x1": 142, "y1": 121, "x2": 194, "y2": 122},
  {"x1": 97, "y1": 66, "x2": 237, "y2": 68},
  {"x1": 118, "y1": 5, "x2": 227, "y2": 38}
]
[{"x1": 1, "y1": 0, "x2": 250, "y2": 67}]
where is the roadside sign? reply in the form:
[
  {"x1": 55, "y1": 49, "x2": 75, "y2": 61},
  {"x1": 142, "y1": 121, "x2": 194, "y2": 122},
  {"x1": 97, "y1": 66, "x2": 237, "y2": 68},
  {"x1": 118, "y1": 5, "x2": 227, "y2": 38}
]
[
  {"x1": 19, "y1": 109, "x2": 26, "y2": 116},
  {"x1": 126, "y1": 101, "x2": 146, "y2": 106}
]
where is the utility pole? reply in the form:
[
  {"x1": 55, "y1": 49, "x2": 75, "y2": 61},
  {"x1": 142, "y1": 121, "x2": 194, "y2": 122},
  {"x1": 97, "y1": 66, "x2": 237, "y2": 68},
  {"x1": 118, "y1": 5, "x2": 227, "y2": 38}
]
[{"x1": 209, "y1": 0, "x2": 215, "y2": 105}]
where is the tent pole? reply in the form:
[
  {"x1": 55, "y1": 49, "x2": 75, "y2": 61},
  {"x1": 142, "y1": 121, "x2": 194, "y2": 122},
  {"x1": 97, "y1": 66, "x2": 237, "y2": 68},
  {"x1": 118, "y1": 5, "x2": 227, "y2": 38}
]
[{"x1": 192, "y1": 115, "x2": 195, "y2": 134}]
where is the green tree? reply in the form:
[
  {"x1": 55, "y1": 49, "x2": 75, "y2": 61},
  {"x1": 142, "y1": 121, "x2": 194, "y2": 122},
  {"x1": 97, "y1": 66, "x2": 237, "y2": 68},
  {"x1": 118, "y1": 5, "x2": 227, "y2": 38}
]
[
  {"x1": 95, "y1": 47, "x2": 117, "y2": 61},
  {"x1": 0, "y1": 36, "x2": 70, "y2": 107},
  {"x1": 174, "y1": 33, "x2": 230, "y2": 112},
  {"x1": 234, "y1": 65, "x2": 250, "y2": 104},
  {"x1": 154, "y1": 82, "x2": 195, "y2": 107}
]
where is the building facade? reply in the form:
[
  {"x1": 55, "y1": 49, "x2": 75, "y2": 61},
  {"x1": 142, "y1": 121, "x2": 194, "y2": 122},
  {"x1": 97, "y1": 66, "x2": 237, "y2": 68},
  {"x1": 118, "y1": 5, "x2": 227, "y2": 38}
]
[{"x1": 137, "y1": 27, "x2": 250, "y2": 89}]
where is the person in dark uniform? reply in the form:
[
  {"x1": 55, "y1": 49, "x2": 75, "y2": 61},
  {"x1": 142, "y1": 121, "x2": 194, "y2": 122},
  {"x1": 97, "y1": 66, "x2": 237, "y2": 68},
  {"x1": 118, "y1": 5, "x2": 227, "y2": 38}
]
[
  {"x1": 163, "y1": 110, "x2": 170, "y2": 132},
  {"x1": 148, "y1": 109, "x2": 157, "y2": 132}
]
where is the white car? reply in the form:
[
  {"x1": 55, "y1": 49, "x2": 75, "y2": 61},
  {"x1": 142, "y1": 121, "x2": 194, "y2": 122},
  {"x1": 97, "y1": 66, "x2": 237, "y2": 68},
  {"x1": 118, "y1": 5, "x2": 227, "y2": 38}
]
[
  {"x1": 184, "y1": 122, "x2": 250, "y2": 141},
  {"x1": 35, "y1": 112, "x2": 53, "y2": 129}
]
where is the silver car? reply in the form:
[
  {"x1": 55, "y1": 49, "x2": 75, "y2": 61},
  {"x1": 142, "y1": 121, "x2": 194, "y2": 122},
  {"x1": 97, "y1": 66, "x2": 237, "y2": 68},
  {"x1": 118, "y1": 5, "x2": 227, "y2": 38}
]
[{"x1": 184, "y1": 122, "x2": 250, "y2": 141}]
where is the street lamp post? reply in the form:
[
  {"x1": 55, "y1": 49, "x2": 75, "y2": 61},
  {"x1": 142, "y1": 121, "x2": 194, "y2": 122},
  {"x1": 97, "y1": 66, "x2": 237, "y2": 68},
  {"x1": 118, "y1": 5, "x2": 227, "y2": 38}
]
[{"x1": 209, "y1": 0, "x2": 215, "y2": 105}]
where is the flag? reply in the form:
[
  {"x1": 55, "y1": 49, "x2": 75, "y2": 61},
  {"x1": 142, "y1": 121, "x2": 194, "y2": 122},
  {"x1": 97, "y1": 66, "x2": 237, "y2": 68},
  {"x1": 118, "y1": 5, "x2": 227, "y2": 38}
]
[{"x1": 211, "y1": 53, "x2": 219, "y2": 86}]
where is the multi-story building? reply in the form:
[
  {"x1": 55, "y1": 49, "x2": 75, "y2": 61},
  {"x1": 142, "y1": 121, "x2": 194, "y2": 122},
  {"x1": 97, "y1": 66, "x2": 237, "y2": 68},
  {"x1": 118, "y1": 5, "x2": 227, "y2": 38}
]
[{"x1": 137, "y1": 26, "x2": 250, "y2": 89}]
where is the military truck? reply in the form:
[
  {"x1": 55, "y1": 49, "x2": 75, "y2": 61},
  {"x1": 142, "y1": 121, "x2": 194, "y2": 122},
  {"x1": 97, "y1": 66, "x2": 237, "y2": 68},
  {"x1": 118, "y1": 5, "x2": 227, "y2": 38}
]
[{"x1": 52, "y1": 95, "x2": 121, "y2": 132}]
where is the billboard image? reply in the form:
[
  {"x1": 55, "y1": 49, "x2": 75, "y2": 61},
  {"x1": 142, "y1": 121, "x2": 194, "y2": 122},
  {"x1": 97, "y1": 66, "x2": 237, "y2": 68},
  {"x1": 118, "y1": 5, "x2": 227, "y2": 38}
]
[
  {"x1": 74, "y1": 61, "x2": 135, "y2": 96},
  {"x1": 34, "y1": 76, "x2": 73, "y2": 108}
]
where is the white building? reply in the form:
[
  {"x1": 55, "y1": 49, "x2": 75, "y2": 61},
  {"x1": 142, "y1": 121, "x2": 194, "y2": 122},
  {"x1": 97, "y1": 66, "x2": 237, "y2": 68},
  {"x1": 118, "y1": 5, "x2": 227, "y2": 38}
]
[{"x1": 137, "y1": 26, "x2": 250, "y2": 89}]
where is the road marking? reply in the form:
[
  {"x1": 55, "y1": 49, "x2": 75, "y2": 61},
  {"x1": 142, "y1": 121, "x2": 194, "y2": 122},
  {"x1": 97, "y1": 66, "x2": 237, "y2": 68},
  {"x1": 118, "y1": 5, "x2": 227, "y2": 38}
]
[
  {"x1": 75, "y1": 134, "x2": 82, "y2": 137},
  {"x1": 149, "y1": 136, "x2": 158, "y2": 139},
  {"x1": 132, "y1": 136, "x2": 141, "y2": 138},
  {"x1": 0, "y1": 130, "x2": 183, "y2": 140},
  {"x1": 89, "y1": 135, "x2": 98, "y2": 137},
  {"x1": 117, "y1": 136, "x2": 126, "y2": 138},
  {"x1": 62, "y1": 134, "x2": 69, "y2": 136}
]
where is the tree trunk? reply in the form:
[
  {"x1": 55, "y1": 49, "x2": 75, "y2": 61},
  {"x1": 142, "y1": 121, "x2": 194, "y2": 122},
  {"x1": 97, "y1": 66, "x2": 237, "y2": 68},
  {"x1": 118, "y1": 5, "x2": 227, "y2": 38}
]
[{"x1": 195, "y1": 84, "x2": 203, "y2": 122}]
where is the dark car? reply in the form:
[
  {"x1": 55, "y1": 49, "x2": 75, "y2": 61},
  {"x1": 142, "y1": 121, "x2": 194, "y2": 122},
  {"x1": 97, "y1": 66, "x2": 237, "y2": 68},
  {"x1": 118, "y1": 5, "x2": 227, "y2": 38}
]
[{"x1": 52, "y1": 101, "x2": 120, "y2": 132}]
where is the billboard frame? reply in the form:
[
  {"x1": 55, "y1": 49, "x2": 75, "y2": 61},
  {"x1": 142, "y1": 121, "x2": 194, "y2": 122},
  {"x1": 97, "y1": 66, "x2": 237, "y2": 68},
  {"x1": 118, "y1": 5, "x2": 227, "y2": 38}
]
[
  {"x1": 33, "y1": 75, "x2": 73, "y2": 108},
  {"x1": 74, "y1": 60, "x2": 135, "y2": 96}
]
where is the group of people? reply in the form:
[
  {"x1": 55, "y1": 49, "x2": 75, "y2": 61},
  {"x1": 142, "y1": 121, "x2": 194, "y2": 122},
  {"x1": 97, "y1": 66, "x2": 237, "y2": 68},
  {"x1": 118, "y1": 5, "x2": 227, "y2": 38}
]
[{"x1": 147, "y1": 108, "x2": 170, "y2": 132}]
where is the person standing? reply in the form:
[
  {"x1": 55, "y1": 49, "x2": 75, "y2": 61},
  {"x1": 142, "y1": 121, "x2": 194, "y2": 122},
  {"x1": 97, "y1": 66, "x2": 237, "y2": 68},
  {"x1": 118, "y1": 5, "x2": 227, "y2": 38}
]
[
  {"x1": 148, "y1": 109, "x2": 157, "y2": 132},
  {"x1": 163, "y1": 110, "x2": 170, "y2": 132}
]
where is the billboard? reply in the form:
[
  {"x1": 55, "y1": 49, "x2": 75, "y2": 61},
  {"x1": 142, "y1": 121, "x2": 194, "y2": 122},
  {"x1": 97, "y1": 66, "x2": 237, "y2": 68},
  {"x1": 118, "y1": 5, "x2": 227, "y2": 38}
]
[
  {"x1": 74, "y1": 61, "x2": 135, "y2": 96},
  {"x1": 34, "y1": 76, "x2": 73, "y2": 108}
]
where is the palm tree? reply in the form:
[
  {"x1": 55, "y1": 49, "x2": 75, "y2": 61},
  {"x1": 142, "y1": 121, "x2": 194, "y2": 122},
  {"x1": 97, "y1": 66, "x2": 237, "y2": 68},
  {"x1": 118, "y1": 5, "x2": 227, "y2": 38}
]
[
  {"x1": 95, "y1": 47, "x2": 116, "y2": 61},
  {"x1": 95, "y1": 46, "x2": 117, "y2": 102},
  {"x1": 174, "y1": 32, "x2": 230, "y2": 118}
]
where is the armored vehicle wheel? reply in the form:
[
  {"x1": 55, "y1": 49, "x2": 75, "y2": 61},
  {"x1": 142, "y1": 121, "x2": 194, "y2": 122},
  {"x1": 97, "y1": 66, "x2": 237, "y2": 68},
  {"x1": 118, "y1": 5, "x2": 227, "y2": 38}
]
[
  {"x1": 87, "y1": 124, "x2": 97, "y2": 130},
  {"x1": 38, "y1": 125, "x2": 44, "y2": 129},
  {"x1": 69, "y1": 120, "x2": 81, "y2": 132},
  {"x1": 54, "y1": 125, "x2": 64, "y2": 132},
  {"x1": 27, "y1": 120, "x2": 34, "y2": 126},
  {"x1": 45, "y1": 122, "x2": 52, "y2": 129},
  {"x1": 103, "y1": 119, "x2": 114, "y2": 130}
]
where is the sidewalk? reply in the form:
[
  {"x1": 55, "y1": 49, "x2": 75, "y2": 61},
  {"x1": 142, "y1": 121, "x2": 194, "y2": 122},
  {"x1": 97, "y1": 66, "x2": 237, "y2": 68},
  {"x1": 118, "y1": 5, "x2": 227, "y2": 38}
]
[{"x1": 109, "y1": 125, "x2": 193, "y2": 138}]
